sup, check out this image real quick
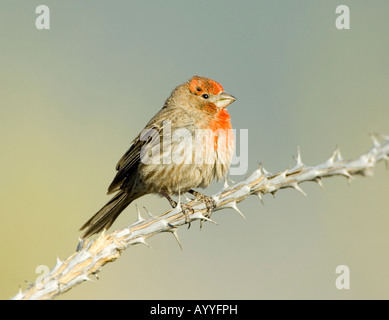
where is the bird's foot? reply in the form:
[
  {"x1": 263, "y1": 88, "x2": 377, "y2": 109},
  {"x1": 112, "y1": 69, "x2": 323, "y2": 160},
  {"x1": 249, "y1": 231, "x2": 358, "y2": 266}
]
[
  {"x1": 188, "y1": 190, "x2": 216, "y2": 215},
  {"x1": 179, "y1": 203, "x2": 194, "y2": 228},
  {"x1": 162, "y1": 191, "x2": 193, "y2": 228},
  {"x1": 162, "y1": 191, "x2": 178, "y2": 208}
]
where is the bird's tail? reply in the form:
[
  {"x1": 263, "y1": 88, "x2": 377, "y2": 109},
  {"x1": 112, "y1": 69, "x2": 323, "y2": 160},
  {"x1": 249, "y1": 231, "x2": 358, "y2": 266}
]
[{"x1": 80, "y1": 191, "x2": 135, "y2": 238}]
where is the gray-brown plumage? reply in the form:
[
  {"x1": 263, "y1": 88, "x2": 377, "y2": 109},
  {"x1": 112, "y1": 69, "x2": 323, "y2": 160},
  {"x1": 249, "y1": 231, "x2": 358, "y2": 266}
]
[{"x1": 80, "y1": 76, "x2": 236, "y2": 238}]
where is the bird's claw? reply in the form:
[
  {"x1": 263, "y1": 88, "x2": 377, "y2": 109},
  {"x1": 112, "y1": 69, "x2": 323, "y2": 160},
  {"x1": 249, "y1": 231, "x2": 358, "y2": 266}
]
[
  {"x1": 188, "y1": 190, "x2": 217, "y2": 229},
  {"x1": 189, "y1": 190, "x2": 216, "y2": 214},
  {"x1": 179, "y1": 203, "x2": 193, "y2": 229}
]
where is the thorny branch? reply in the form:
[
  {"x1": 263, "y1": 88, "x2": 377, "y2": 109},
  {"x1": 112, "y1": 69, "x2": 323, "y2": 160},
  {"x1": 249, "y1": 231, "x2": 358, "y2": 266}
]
[{"x1": 11, "y1": 134, "x2": 389, "y2": 300}]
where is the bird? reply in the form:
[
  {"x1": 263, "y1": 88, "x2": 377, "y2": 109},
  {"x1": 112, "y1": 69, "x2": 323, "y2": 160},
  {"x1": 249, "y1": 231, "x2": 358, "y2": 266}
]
[{"x1": 80, "y1": 76, "x2": 236, "y2": 238}]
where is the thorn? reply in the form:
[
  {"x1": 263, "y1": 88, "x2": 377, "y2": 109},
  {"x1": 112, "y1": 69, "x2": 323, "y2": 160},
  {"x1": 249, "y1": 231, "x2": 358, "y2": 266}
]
[
  {"x1": 136, "y1": 204, "x2": 143, "y2": 220},
  {"x1": 384, "y1": 155, "x2": 389, "y2": 169},
  {"x1": 280, "y1": 169, "x2": 288, "y2": 179},
  {"x1": 256, "y1": 192, "x2": 264, "y2": 205},
  {"x1": 377, "y1": 133, "x2": 389, "y2": 142},
  {"x1": 135, "y1": 204, "x2": 144, "y2": 222},
  {"x1": 294, "y1": 145, "x2": 303, "y2": 166},
  {"x1": 176, "y1": 189, "x2": 182, "y2": 210},
  {"x1": 262, "y1": 166, "x2": 271, "y2": 176},
  {"x1": 130, "y1": 204, "x2": 145, "y2": 227},
  {"x1": 191, "y1": 211, "x2": 218, "y2": 225},
  {"x1": 224, "y1": 201, "x2": 246, "y2": 219},
  {"x1": 256, "y1": 162, "x2": 264, "y2": 174},
  {"x1": 52, "y1": 256, "x2": 63, "y2": 273},
  {"x1": 341, "y1": 169, "x2": 354, "y2": 183},
  {"x1": 81, "y1": 274, "x2": 94, "y2": 282},
  {"x1": 327, "y1": 146, "x2": 338, "y2": 164},
  {"x1": 183, "y1": 193, "x2": 191, "y2": 202},
  {"x1": 76, "y1": 238, "x2": 84, "y2": 252},
  {"x1": 227, "y1": 177, "x2": 235, "y2": 185},
  {"x1": 140, "y1": 237, "x2": 151, "y2": 248},
  {"x1": 370, "y1": 133, "x2": 381, "y2": 148},
  {"x1": 315, "y1": 177, "x2": 324, "y2": 190},
  {"x1": 335, "y1": 146, "x2": 343, "y2": 162},
  {"x1": 131, "y1": 236, "x2": 151, "y2": 248},
  {"x1": 169, "y1": 228, "x2": 183, "y2": 250},
  {"x1": 143, "y1": 206, "x2": 154, "y2": 219},
  {"x1": 223, "y1": 177, "x2": 230, "y2": 190},
  {"x1": 200, "y1": 214, "x2": 218, "y2": 225},
  {"x1": 11, "y1": 288, "x2": 24, "y2": 300},
  {"x1": 16, "y1": 287, "x2": 24, "y2": 300},
  {"x1": 25, "y1": 280, "x2": 33, "y2": 287},
  {"x1": 233, "y1": 203, "x2": 246, "y2": 219},
  {"x1": 271, "y1": 191, "x2": 276, "y2": 198},
  {"x1": 291, "y1": 182, "x2": 307, "y2": 196}
]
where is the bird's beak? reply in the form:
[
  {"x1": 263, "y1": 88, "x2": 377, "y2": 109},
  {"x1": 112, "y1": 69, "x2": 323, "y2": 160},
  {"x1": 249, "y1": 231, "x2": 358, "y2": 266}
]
[{"x1": 215, "y1": 92, "x2": 237, "y2": 109}]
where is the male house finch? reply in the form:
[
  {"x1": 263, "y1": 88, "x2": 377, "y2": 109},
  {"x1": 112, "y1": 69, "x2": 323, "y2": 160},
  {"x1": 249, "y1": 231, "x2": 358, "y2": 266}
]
[{"x1": 80, "y1": 76, "x2": 236, "y2": 238}]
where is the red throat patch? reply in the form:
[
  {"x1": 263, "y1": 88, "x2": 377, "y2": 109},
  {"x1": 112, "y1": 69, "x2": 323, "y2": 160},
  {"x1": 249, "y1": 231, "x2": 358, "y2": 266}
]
[
  {"x1": 209, "y1": 109, "x2": 232, "y2": 132},
  {"x1": 209, "y1": 109, "x2": 233, "y2": 150}
]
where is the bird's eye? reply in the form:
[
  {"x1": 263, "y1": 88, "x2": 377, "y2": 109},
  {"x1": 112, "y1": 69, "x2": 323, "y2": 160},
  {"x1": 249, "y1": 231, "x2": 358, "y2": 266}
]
[{"x1": 202, "y1": 94, "x2": 209, "y2": 99}]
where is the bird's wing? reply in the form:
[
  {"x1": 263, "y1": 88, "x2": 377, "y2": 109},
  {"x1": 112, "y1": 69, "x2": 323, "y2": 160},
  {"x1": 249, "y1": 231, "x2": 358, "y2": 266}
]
[
  {"x1": 107, "y1": 107, "x2": 194, "y2": 195},
  {"x1": 107, "y1": 125, "x2": 161, "y2": 195}
]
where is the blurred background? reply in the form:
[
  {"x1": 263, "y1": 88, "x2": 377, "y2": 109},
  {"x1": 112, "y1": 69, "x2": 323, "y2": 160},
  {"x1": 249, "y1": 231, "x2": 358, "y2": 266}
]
[{"x1": 1, "y1": 1, "x2": 388, "y2": 299}]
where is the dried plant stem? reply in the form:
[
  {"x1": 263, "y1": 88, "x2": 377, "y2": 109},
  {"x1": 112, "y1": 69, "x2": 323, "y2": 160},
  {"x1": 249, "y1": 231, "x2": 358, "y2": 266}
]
[{"x1": 11, "y1": 134, "x2": 389, "y2": 300}]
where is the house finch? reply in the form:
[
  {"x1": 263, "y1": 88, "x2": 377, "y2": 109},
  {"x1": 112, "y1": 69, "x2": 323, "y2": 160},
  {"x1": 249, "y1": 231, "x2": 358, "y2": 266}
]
[{"x1": 80, "y1": 76, "x2": 236, "y2": 238}]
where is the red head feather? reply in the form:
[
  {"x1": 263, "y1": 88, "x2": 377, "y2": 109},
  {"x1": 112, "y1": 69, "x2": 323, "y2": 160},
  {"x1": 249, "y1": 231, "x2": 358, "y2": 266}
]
[{"x1": 188, "y1": 76, "x2": 224, "y2": 96}]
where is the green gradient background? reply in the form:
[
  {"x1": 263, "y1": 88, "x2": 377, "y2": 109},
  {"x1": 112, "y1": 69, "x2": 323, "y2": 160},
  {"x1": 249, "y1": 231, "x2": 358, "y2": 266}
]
[{"x1": 1, "y1": 1, "x2": 388, "y2": 299}]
